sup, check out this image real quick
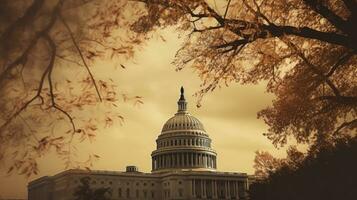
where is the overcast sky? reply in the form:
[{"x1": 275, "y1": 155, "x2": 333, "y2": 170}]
[{"x1": 0, "y1": 29, "x2": 287, "y2": 199}]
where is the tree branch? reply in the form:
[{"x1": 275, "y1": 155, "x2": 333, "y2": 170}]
[
  {"x1": 283, "y1": 39, "x2": 342, "y2": 97},
  {"x1": 333, "y1": 119, "x2": 357, "y2": 135},
  {"x1": 223, "y1": 0, "x2": 232, "y2": 19},
  {"x1": 44, "y1": 34, "x2": 76, "y2": 134},
  {"x1": 0, "y1": 37, "x2": 52, "y2": 133},
  {"x1": 303, "y1": 0, "x2": 350, "y2": 33},
  {"x1": 326, "y1": 50, "x2": 355, "y2": 77},
  {"x1": 319, "y1": 95, "x2": 357, "y2": 106},
  {"x1": 0, "y1": 0, "x2": 45, "y2": 43},
  {"x1": 342, "y1": 0, "x2": 357, "y2": 14},
  {"x1": 59, "y1": 13, "x2": 102, "y2": 102},
  {"x1": 264, "y1": 25, "x2": 355, "y2": 50},
  {"x1": 0, "y1": 2, "x2": 60, "y2": 87}
]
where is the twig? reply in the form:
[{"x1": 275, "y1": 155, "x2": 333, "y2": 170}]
[
  {"x1": 58, "y1": 13, "x2": 102, "y2": 102},
  {"x1": 44, "y1": 34, "x2": 76, "y2": 134}
]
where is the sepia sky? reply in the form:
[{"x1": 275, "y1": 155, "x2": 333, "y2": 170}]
[{"x1": 0, "y1": 29, "x2": 287, "y2": 198}]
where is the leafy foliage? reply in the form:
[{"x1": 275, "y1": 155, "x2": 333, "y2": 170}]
[
  {"x1": 128, "y1": 0, "x2": 356, "y2": 149},
  {"x1": 73, "y1": 176, "x2": 111, "y2": 200},
  {"x1": 0, "y1": 0, "x2": 143, "y2": 176}
]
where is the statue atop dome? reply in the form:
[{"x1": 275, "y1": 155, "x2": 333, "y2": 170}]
[{"x1": 177, "y1": 86, "x2": 187, "y2": 113}]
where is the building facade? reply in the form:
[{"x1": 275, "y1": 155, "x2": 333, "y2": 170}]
[{"x1": 28, "y1": 87, "x2": 253, "y2": 200}]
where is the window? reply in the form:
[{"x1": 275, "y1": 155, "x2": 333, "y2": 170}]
[
  {"x1": 179, "y1": 189, "x2": 183, "y2": 197},
  {"x1": 178, "y1": 181, "x2": 182, "y2": 185},
  {"x1": 144, "y1": 190, "x2": 147, "y2": 198},
  {"x1": 118, "y1": 188, "x2": 122, "y2": 197},
  {"x1": 136, "y1": 190, "x2": 139, "y2": 198},
  {"x1": 126, "y1": 188, "x2": 130, "y2": 198},
  {"x1": 151, "y1": 191, "x2": 155, "y2": 198}
]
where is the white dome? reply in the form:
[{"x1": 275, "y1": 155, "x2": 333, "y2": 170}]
[
  {"x1": 151, "y1": 87, "x2": 217, "y2": 173},
  {"x1": 161, "y1": 113, "x2": 205, "y2": 133}
]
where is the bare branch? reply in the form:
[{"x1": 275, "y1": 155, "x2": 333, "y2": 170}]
[
  {"x1": 44, "y1": 34, "x2": 76, "y2": 134},
  {"x1": 303, "y1": 0, "x2": 350, "y2": 34},
  {"x1": 326, "y1": 51, "x2": 355, "y2": 77},
  {"x1": 212, "y1": 39, "x2": 249, "y2": 49},
  {"x1": 0, "y1": 37, "x2": 51, "y2": 133},
  {"x1": 0, "y1": 0, "x2": 45, "y2": 43},
  {"x1": 333, "y1": 119, "x2": 357, "y2": 135},
  {"x1": 223, "y1": 0, "x2": 232, "y2": 19},
  {"x1": 0, "y1": 2, "x2": 60, "y2": 86},
  {"x1": 58, "y1": 13, "x2": 103, "y2": 102}
]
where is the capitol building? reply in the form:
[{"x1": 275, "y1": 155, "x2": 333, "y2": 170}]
[{"x1": 28, "y1": 87, "x2": 253, "y2": 200}]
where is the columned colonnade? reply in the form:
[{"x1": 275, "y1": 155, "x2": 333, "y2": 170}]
[
  {"x1": 191, "y1": 179, "x2": 243, "y2": 199},
  {"x1": 152, "y1": 152, "x2": 216, "y2": 170}
]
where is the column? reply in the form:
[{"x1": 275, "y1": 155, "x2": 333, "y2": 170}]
[
  {"x1": 203, "y1": 154, "x2": 206, "y2": 168},
  {"x1": 195, "y1": 154, "x2": 199, "y2": 166},
  {"x1": 215, "y1": 180, "x2": 218, "y2": 199},
  {"x1": 225, "y1": 181, "x2": 228, "y2": 198},
  {"x1": 202, "y1": 180, "x2": 206, "y2": 198},
  {"x1": 236, "y1": 181, "x2": 239, "y2": 199},
  {"x1": 227, "y1": 181, "x2": 231, "y2": 198},
  {"x1": 172, "y1": 153, "x2": 175, "y2": 167},
  {"x1": 165, "y1": 154, "x2": 168, "y2": 168},
  {"x1": 167, "y1": 154, "x2": 170, "y2": 167},
  {"x1": 211, "y1": 155, "x2": 213, "y2": 168},
  {"x1": 158, "y1": 156, "x2": 161, "y2": 169},
  {"x1": 235, "y1": 181, "x2": 238, "y2": 199},
  {"x1": 200, "y1": 180, "x2": 204, "y2": 198},
  {"x1": 199, "y1": 154, "x2": 202, "y2": 166},
  {"x1": 192, "y1": 179, "x2": 196, "y2": 197},
  {"x1": 212, "y1": 180, "x2": 216, "y2": 199},
  {"x1": 190, "y1": 153, "x2": 193, "y2": 167},
  {"x1": 178, "y1": 153, "x2": 181, "y2": 167},
  {"x1": 169, "y1": 154, "x2": 172, "y2": 167},
  {"x1": 206, "y1": 155, "x2": 209, "y2": 168},
  {"x1": 192, "y1": 153, "x2": 196, "y2": 166}
]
